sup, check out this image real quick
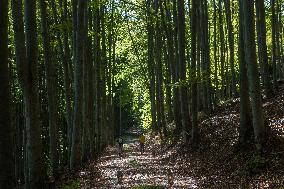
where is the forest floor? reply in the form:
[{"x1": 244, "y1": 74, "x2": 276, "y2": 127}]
[{"x1": 60, "y1": 86, "x2": 284, "y2": 189}]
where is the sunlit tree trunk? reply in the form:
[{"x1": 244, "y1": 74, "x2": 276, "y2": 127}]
[
  {"x1": 224, "y1": 0, "x2": 236, "y2": 97},
  {"x1": 154, "y1": 0, "x2": 167, "y2": 137},
  {"x1": 146, "y1": 0, "x2": 158, "y2": 133},
  {"x1": 213, "y1": 0, "x2": 219, "y2": 105},
  {"x1": 164, "y1": 0, "x2": 182, "y2": 134},
  {"x1": 218, "y1": 0, "x2": 225, "y2": 99}
]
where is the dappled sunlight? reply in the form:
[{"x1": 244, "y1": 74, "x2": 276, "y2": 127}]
[{"x1": 77, "y1": 133, "x2": 198, "y2": 188}]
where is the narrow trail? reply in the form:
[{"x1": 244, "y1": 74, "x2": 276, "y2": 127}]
[{"x1": 76, "y1": 127, "x2": 197, "y2": 189}]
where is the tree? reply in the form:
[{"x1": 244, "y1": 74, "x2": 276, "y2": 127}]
[
  {"x1": 177, "y1": 0, "x2": 191, "y2": 142},
  {"x1": 164, "y1": 0, "x2": 182, "y2": 136},
  {"x1": 39, "y1": 0, "x2": 60, "y2": 177},
  {"x1": 271, "y1": 0, "x2": 278, "y2": 89},
  {"x1": 190, "y1": 0, "x2": 199, "y2": 147},
  {"x1": 146, "y1": 0, "x2": 158, "y2": 133},
  {"x1": 70, "y1": 0, "x2": 86, "y2": 169},
  {"x1": 256, "y1": 0, "x2": 273, "y2": 97},
  {"x1": 224, "y1": 0, "x2": 236, "y2": 97},
  {"x1": 238, "y1": 0, "x2": 253, "y2": 146},
  {"x1": 242, "y1": 0, "x2": 266, "y2": 151},
  {"x1": 0, "y1": 0, "x2": 14, "y2": 186},
  {"x1": 24, "y1": 0, "x2": 47, "y2": 187}
]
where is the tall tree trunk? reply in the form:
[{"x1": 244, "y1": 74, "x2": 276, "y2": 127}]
[
  {"x1": 70, "y1": 0, "x2": 86, "y2": 169},
  {"x1": 94, "y1": 0, "x2": 102, "y2": 152},
  {"x1": 255, "y1": 0, "x2": 273, "y2": 98},
  {"x1": 146, "y1": 0, "x2": 157, "y2": 133},
  {"x1": 11, "y1": 0, "x2": 28, "y2": 186},
  {"x1": 271, "y1": 0, "x2": 278, "y2": 89},
  {"x1": 39, "y1": 0, "x2": 60, "y2": 177},
  {"x1": 62, "y1": 0, "x2": 73, "y2": 165},
  {"x1": 82, "y1": 3, "x2": 91, "y2": 163},
  {"x1": 190, "y1": 0, "x2": 199, "y2": 147},
  {"x1": 164, "y1": 0, "x2": 182, "y2": 134},
  {"x1": 213, "y1": 0, "x2": 219, "y2": 104},
  {"x1": 242, "y1": 0, "x2": 266, "y2": 151},
  {"x1": 218, "y1": 0, "x2": 225, "y2": 99},
  {"x1": 238, "y1": 0, "x2": 253, "y2": 146},
  {"x1": 224, "y1": 0, "x2": 236, "y2": 97},
  {"x1": 101, "y1": 5, "x2": 108, "y2": 148},
  {"x1": 24, "y1": 0, "x2": 46, "y2": 186},
  {"x1": 0, "y1": 0, "x2": 14, "y2": 186},
  {"x1": 177, "y1": 0, "x2": 191, "y2": 142}
]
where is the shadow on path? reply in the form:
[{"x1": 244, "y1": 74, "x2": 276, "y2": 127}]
[{"x1": 77, "y1": 128, "x2": 197, "y2": 189}]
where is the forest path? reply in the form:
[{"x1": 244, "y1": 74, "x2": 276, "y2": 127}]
[{"x1": 77, "y1": 127, "x2": 197, "y2": 189}]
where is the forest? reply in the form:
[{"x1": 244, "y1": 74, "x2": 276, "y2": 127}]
[{"x1": 0, "y1": 0, "x2": 284, "y2": 188}]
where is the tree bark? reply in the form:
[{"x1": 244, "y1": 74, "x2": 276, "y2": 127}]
[
  {"x1": 0, "y1": 0, "x2": 14, "y2": 186},
  {"x1": 255, "y1": 0, "x2": 273, "y2": 98},
  {"x1": 39, "y1": 0, "x2": 60, "y2": 177},
  {"x1": 23, "y1": 0, "x2": 46, "y2": 186},
  {"x1": 177, "y1": 0, "x2": 191, "y2": 142},
  {"x1": 238, "y1": 0, "x2": 253, "y2": 146},
  {"x1": 242, "y1": 0, "x2": 266, "y2": 151},
  {"x1": 70, "y1": 0, "x2": 86, "y2": 169}
]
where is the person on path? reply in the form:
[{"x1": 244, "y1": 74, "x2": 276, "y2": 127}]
[
  {"x1": 117, "y1": 137, "x2": 123, "y2": 157},
  {"x1": 139, "y1": 132, "x2": 145, "y2": 154}
]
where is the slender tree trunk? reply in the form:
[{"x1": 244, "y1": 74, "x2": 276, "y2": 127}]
[
  {"x1": 101, "y1": 5, "x2": 108, "y2": 148},
  {"x1": 39, "y1": 0, "x2": 60, "y2": 177},
  {"x1": 94, "y1": 1, "x2": 102, "y2": 152},
  {"x1": 271, "y1": 0, "x2": 278, "y2": 89},
  {"x1": 218, "y1": 0, "x2": 225, "y2": 99},
  {"x1": 11, "y1": 0, "x2": 28, "y2": 186},
  {"x1": 62, "y1": 0, "x2": 73, "y2": 165},
  {"x1": 224, "y1": 0, "x2": 236, "y2": 97},
  {"x1": 82, "y1": 3, "x2": 91, "y2": 163},
  {"x1": 70, "y1": 0, "x2": 86, "y2": 169},
  {"x1": 154, "y1": 0, "x2": 167, "y2": 137},
  {"x1": 255, "y1": 0, "x2": 273, "y2": 98},
  {"x1": 177, "y1": 0, "x2": 191, "y2": 142},
  {"x1": 238, "y1": 0, "x2": 253, "y2": 146},
  {"x1": 24, "y1": 0, "x2": 46, "y2": 186},
  {"x1": 164, "y1": 0, "x2": 182, "y2": 134},
  {"x1": 146, "y1": 0, "x2": 157, "y2": 133},
  {"x1": 191, "y1": 0, "x2": 199, "y2": 147},
  {"x1": 160, "y1": 1, "x2": 173, "y2": 124},
  {"x1": 213, "y1": 0, "x2": 219, "y2": 104},
  {"x1": 242, "y1": 0, "x2": 266, "y2": 151},
  {"x1": 0, "y1": 0, "x2": 14, "y2": 186}
]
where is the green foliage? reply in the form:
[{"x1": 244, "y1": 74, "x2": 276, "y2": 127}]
[
  {"x1": 132, "y1": 185, "x2": 163, "y2": 189},
  {"x1": 62, "y1": 179, "x2": 80, "y2": 189}
]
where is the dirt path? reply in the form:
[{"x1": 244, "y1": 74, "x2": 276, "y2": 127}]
[{"x1": 76, "y1": 128, "x2": 197, "y2": 189}]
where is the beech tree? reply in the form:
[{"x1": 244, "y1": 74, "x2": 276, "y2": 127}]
[
  {"x1": 1, "y1": 0, "x2": 284, "y2": 186},
  {"x1": 242, "y1": 0, "x2": 266, "y2": 151},
  {"x1": 0, "y1": 0, "x2": 14, "y2": 187}
]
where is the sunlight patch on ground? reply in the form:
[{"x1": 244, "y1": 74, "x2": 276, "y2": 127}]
[{"x1": 89, "y1": 141, "x2": 197, "y2": 188}]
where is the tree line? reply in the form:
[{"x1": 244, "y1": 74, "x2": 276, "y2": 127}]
[{"x1": 0, "y1": 0, "x2": 283, "y2": 188}]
